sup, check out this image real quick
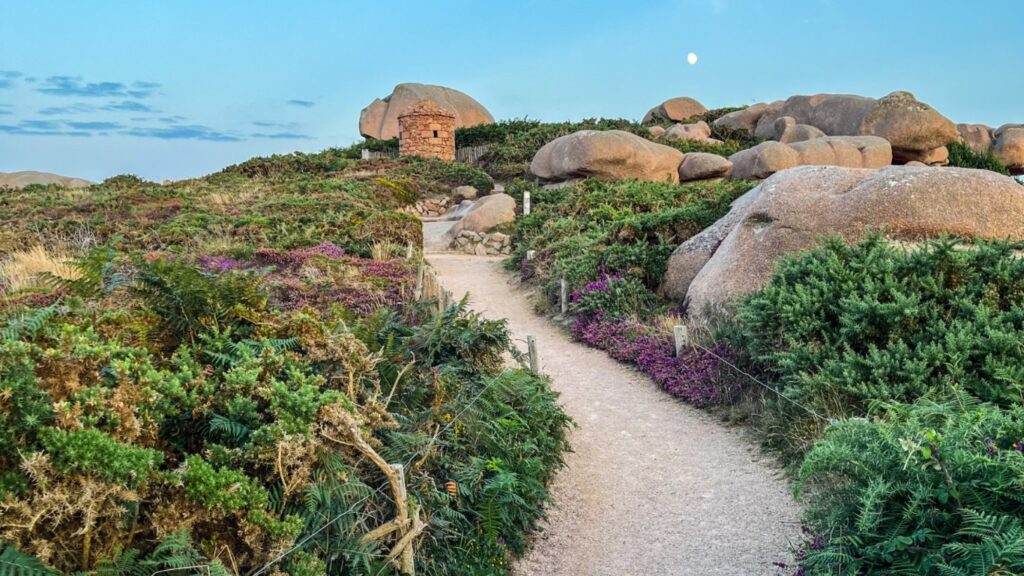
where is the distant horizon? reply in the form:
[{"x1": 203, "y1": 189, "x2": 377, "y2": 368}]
[{"x1": 2, "y1": 0, "x2": 1022, "y2": 182}]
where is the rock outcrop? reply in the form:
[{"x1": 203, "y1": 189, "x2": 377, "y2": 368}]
[
  {"x1": 993, "y1": 124, "x2": 1024, "y2": 174},
  {"x1": 0, "y1": 171, "x2": 92, "y2": 189},
  {"x1": 727, "y1": 136, "x2": 892, "y2": 179},
  {"x1": 678, "y1": 153, "x2": 733, "y2": 182},
  {"x1": 668, "y1": 165, "x2": 1024, "y2": 317},
  {"x1": 662, "y1": 121, "x2": 712, "y2": 142},
  {"x1": 727, "y1": 142, "x2": 800, "y2": 180},
  {"x1": 450, "y1": 193, "x2": 516, "y2": 235},
  {"x1": 530, "y1": 130, "x2": 685, "y2": 183},
  {"x1": 642, "y1": 97, "x2": 707, "y2": 123},
  {"x1": 359, "y1": 83, "x2": 494, "y2": 140},
  {"x1": 714, "y1": 102, "x2": 781, "y2": 134},
  {"x1": 660, "y1": 187, "x2": 760, "y2": 301},
  {"x1": 773, "y1": 117, "x2": 826, "y2": 144},
  {"x1": 957, "y1": 124, "x2": 994, "y2": 154}
]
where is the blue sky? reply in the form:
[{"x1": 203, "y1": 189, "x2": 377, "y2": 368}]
[{"x1": 1, "y1": 0, "x2": 1022, "y2": 182}]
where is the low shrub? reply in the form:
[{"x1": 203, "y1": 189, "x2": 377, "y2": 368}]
[
  {"x1": 221, "y1": 149, "x2": 353, "y2": 178},
  {"x1": 734, "y1": 234, "x2": 1024, "y2": 457},
  {"x1": 796, "y1": 396, "x2": 1024, "y2": 575},
  {"x1": 570, "y1": 274, "x2": 656, "y2": 321},
  {"x1": 946, "y1": 140, "x2": 1012, "y2": 176},
  {"x1": 571, "y1": 314, "x2": 739, "y2": 408}
]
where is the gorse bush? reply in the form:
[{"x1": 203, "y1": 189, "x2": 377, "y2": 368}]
[
  {"x1": 946, "y1": 140, "x2": 1011, "y2": 176},
  {"x1": 796, "y1": 396, "x2": 1024, "y2": 575},
  {"x1": 733, "y1": 234, "x2": 1024, "y2": 456}
]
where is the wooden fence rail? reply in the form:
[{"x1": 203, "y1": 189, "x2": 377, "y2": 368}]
[{"x1": 360, "y1": 144, "x2": 491, "y2": 164}]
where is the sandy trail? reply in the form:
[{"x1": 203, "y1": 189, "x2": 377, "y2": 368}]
[{"x1": 427, "y1": 253, "x2": 801, "y2": 576}]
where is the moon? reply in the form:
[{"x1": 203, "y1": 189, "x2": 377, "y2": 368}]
[{"x1": 687, "y1": 52, "x2": 698, "y2": 65}]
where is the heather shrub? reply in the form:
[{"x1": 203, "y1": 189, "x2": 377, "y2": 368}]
[
  {"x1": 570, "y1": 314, "x2": 739, "y2": 408},
  {"x1": 734, "y1": 235, "x2": 1024, "y2": 456},
  {"x1": 796, "y1": 396, "x2": 1024, "y2": 575}
]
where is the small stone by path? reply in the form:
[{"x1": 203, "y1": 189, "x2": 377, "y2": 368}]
[{"x1": 427, "y1": 254, "x2": 801, "y2": 576}]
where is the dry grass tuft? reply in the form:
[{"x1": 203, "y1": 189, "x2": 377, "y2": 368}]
[
  {"x1": 371, "y1": 240, "x2": 400, "y2": 261},
  {"x1": 0, "y1": 245, "x2": 82, "y2": 293}
]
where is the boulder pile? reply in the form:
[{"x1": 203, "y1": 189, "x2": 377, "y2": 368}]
[
  {"x1": 728, "y1": 136, "x2": 892, "y2": 179},
  {"x1": 399, "y1": 197, "x2": 451, "y2": 218},
  {"x1": 713, "y1": 91, "x2": 958, "y2": 164},
  {"x1": 451, "y1": 230, "x2": 512, "y2": 255}
]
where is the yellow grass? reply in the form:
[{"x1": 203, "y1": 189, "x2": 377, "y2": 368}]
[
  {"x1": 371, "y1": 240, "x2": 400, "y2": 261},
  {"x1": 0, "y1": 245, "x2": 81, "y2": 292}
]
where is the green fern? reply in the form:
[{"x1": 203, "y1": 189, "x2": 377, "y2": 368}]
[
  {"x1": 0, "y1": 542, "x2": 56, "y2": 576},
  {"x1": 0, "y1": 304, "x2": 59, "y2": 341},
  {"x1": 43, "y1": 245, "x2": 127, "y2": 299}
]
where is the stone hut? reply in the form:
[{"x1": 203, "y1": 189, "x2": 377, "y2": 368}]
[{"x1": 398, "y1": 99, "x2": 456, "y2": 160}]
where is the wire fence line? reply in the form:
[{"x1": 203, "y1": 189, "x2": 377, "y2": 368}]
[{"x1": 684, "y1": 338, "x2": 834, "y2": 425}]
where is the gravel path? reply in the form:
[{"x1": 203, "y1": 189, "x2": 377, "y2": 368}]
[{"x1": 427, "y1": 253, "x2": 802, "y2": 576}]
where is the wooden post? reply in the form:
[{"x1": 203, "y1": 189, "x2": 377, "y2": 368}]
[
  {"x1": 559, "y1": 278, "x2": 568, "y2": 315},
  {"x1": 406, "y1": 242, "x2": 414, "y2": 259},
  {"x1": 673, "y1": 325, "x2": 689, "y2": 357},
  {"x1": 414, "y1": 264, "x2": 425, "y2": 300},
  {"x1": 523, "y1": 191, "x2": 531, "y2": 216},
  {"x1": 527, "y1": 336, "x2": 539, "y2": 374},
  {"x1": 390, "y1": 463, "x2": 416, "y2": 575}
]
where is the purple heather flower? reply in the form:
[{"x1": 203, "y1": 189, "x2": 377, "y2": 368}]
[
  {"x1": 198, "y1": 255, "x2": 242, "y2": 272},
  {"x1": 572, "y1": 315, "x2": 738, "y2": 408}
]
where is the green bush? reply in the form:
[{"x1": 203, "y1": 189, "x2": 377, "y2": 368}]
[
  {"x1": 797, "y1": 396, "x2": 1024, "y2": 575},
  {"x1": 41, "y1": 428, "x2": 163, "y2": 487},
  {"x1": 946, "y1": 140, "x2": 1011, "y2": 176},
  {"x1": 221, "y1": 148, "x2": 354, "y2": 178},
  {"x1": 734, "y1": 235, "x2": 1024, "y2": 456},
  {"x1": 571, "y1": 275, "x2": 656, "y2": 320},
  {"x1": 507, "y1": 177, "x2": 754, "y2": 312},
  {"x1": 398, "y1": 156, "x2": 494, "y2": 193}
]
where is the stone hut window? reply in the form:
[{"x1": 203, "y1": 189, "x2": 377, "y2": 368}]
[{"x1": 433, "y1": 130, "x2": 439, "y2": 138}]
